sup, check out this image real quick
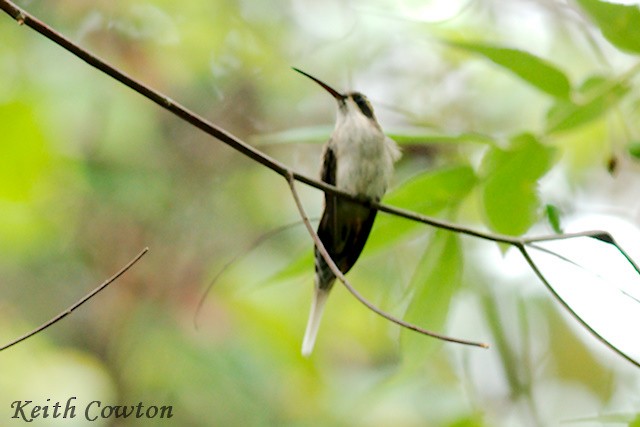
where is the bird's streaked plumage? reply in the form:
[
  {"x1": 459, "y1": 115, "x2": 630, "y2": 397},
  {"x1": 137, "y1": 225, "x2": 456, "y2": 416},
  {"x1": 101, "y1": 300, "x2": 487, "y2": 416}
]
[{"x1": 294, "y1": 68, "x2": 400, "y2": 356}]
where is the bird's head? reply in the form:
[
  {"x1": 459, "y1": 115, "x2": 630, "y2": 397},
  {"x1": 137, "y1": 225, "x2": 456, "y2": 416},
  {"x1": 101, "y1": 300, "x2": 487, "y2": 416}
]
[{"x1": 293, "y1": 68, "x2": 378, "y2": 124}]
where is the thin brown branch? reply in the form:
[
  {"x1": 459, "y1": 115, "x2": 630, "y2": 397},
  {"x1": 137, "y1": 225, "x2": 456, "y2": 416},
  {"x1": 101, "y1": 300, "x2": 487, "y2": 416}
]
[
  {"x1": 3, "y1": 0, "x2": 639, "y2": 366},
  {"x1": 285, "y1": 173, "x2": 489, "y2": 349},
  {"x1": 0, "y1": 0, "x2": 289, "y2": 176},
  {"x1": 0, "y1": 0, "x2": 529, "y2": 247},
  {"x1": 0, "y1": 1, "x2": 625, "y2": 250},
  {"x1": 0, "y1": 0, "x2": 620, "y2": 250},
  {"x1": 0, "y1": 247, "x2": 149, "y2": 352},
  {"x1": 194, "y1": 219, "x2": 308, "y2": 329}
]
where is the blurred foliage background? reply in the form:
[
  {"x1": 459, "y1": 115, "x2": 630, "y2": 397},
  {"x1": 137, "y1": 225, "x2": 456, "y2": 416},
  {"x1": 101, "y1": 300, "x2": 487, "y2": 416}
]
[{"x1": 2, "y1": 0, "x2": 640, "y2": 425}]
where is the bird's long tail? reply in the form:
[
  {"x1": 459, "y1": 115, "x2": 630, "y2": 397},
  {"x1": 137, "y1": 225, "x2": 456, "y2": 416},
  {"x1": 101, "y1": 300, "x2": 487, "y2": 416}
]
[{"x1": 301, "y1": 286, "x2": 330, "y2": 357}]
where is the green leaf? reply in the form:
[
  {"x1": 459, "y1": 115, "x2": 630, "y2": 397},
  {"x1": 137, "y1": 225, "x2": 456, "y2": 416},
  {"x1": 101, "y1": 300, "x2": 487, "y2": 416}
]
[
  {"x1": 267, "y1": 249, "x2": 313, "y2": 282},
  {"x1": 576, "y1": 0, "x2": 640, "y2": 54},
  {"x1": 0, "y1": 102, "x2": 50, "y2": 202},
  {"x1": 401, "y1": 230, "x2": 463, "y2": 363},
  {"x1": 366, "y1": 165, "x2": 478, "y2": 251},
  {"x1": 253, "y1": 127, "x2": 495, "y2": 147},
  {"x1": 546, "y1": 76, "x2": 629, "y2": 133},
  {"x1": 480, "y1": 133, "x2": 556, "y2": 236},
  {"x1": 0, "y1": 102, "x2": 56, "y2": 254},
  {"x1": 251, "y1": 126, "x2": 331, "y2": 145},
  {"x1": 447, "y1": 41, "x2": 572, "y2": 99},
  {"x1": 627, "y1": 141, "x2": 640, "y2": 159},
  {"x1": 541, "y1": 302, "x2": 615, "y2": 400},
  {"x1": 387, "y1": 130, "x2": 495, "y2": 146},
  {"x1": 545, "y1": 204, "x2": 563, "y2": 234},
  {"x1": 387, "y1": 165, "x2": 478, "y2": 214}
]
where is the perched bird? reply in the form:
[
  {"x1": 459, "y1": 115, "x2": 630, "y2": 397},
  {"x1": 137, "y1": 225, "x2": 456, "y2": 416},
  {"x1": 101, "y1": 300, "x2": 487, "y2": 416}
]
[{"x1": 293, "y1": 68, "x2": 401, "y2": 356}]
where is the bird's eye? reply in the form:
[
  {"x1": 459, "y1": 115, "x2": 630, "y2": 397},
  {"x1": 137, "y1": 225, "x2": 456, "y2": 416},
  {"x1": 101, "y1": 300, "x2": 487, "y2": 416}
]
[{"x1": 352, "y1": 93, "x2": 374, "y2": 119}]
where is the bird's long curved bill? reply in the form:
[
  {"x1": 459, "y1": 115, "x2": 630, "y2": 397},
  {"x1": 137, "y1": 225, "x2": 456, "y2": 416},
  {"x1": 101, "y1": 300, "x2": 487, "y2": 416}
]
[{"x1": 292, "y1": 67, "x2": 345, "y2": 100}]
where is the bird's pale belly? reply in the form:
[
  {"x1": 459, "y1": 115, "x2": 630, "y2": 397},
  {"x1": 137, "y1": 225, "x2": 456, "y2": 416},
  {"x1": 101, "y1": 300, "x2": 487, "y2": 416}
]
[{"x1": 337, "y1": 148, "x2": 389, "y2": 200}]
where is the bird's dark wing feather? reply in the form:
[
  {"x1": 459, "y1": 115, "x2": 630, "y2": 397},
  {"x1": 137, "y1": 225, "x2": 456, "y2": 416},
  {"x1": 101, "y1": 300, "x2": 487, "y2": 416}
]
[
  {"x1": 315, "y1": 201, "x2": 377, "y2": 290},
  {"x1": 320, "y1": 143, "x2": 337, "y2": 222},
  {"x1": 320, "y1": 143, "x2": 337, "y2": 186},
  {"x1": 315, "y1": 143, "x2": 377, "y2": 290}
]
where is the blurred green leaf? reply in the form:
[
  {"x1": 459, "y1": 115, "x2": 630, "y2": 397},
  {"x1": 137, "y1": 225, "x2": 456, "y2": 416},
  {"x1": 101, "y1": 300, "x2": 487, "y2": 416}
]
[
  {"x1": 541, "y1": 301, "x2": 614, "y2": 401},
  {"x1": 267, "y1": 248, "x2": 313, "y2": 282},
  {"x1": 388, "y1": 130, "x2": 495, "y2": 146},
  {"x1": 0, "y1": 102, "x2": 56, "y2": 254},
  {"x1": 628, "y1": 141, "x2": 640, "y2": 159},
  {"x1": 251, "y1": 126, "x2": 331, "y2": 145},
  {"x1": 448, "y1": 416, "x2": 486, "y2": 427},
  {"x1": 367, "y1": 165, "x2": 477, "y2": 251},
  {"x1": 480, "y1": 133, "x2": 556, "y2": 236},
  {"x1": 387, "y1": 165, "x2": 478, "y2": 214},
  {"x1": 0, "y1": 102, "x2": 50, "y2": 202},
  {"x1": 447, "y1": 41, "x2": 572, "y2": 99},
  {"x1": 545, "y1": 204, "x2": 563, "y2": 234},
  {"x1": 546, "y1": 76, "x2": 629, "y2": 133},
  {"x1": 253, "y1": 127, "x2": 495, "y2": 146},
  {"x1": 401, "y1": 230, "x2": 463, "y2": 363},
  {"x1": 576, "y1": 0, "x2": 640, "y2": 54},
  {"x1": 115, "y1": 303, "x2": 292, "y2": 427}
]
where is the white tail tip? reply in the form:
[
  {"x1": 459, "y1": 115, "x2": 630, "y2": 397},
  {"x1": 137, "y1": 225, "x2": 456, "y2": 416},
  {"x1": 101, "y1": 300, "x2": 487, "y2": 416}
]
[{"x1": 301, "y1": 288, "x2": 330, "y2": 357}]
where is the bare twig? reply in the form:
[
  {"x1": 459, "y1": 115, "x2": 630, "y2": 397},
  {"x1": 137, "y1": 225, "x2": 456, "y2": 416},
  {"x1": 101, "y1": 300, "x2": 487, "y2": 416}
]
[
  {"x1": 0, "y1": 0, "x2": 546, "y2": 247},
  {"x1": 2, "y1": 1, "x2": 639, "y2": 364},
  {"x1": 194, "y1": 219, "x2": 308, "y2": 329},
  {"x1": 285, "y1": 173, "x2": 489, "y2": 348},
  {"x1": 0, "y1": 247, "x2": 149, "y2": 352}
]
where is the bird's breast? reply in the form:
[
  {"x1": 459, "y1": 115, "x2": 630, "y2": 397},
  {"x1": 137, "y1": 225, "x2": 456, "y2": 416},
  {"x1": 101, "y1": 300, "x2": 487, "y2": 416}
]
[{"x1": 333, "y1": 126, "x2": 395, "y2": 199}]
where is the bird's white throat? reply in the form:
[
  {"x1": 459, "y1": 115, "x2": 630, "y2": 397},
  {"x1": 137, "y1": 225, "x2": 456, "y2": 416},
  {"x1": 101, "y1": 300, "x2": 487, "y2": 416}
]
[{"x1": 331, "y1": 109, "x2": 400, "y2": 199}]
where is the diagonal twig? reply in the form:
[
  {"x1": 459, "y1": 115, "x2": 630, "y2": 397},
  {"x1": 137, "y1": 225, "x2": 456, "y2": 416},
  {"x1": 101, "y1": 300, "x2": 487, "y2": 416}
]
[
  {"x1": 0, "y1": 247, "x2": 149, "y2": 352},
  {"x1": 0, "y1": 0, "x2": 556, "y2": 248},
  {"x1": 193, "y1": 219, "x2": 308, "y2": 329},
  {"x1": 0, "y1": 1, "x2": 626, "y2": 252},
  {"x1": 285, "y1": 172, "x2": 489, "y2": 348},
  {"x1": 3, "y1": 1, "x2": 640, "y2": 364}
]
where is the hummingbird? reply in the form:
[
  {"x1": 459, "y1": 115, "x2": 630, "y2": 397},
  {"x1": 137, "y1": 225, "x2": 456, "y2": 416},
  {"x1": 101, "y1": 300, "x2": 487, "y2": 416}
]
[{"x1": 293, "y1": 68, "x2": 401, "y2": 356}]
